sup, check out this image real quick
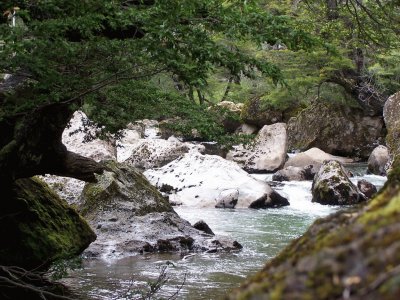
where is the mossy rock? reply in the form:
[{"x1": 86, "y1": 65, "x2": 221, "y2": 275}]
[
  {"x1": 228, "y1": 158, "x2": 400, "y2": 300},
  {"x1": 0, "y1": 177, "x2": 96, "y2": 270},
  {"x1": 79, "y1": 160, "x2": 173, "y2": 220},
  {"x1": 287, "y1": 101, "x2": 384, "y2": 158},
  {"x1": 240, "y1": 98, "x2": 283, "y2": 128},
  {"x1": 384, "y1": 91, "x2": 400, "y2": 169}
]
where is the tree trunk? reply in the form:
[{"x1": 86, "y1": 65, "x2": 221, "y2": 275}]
[
  {"x1": 326, "y1": 68, "x2": 386, "y2": 116},
  {"x1": 0, "y1": 102, "x2": 104, "y2": 186}
]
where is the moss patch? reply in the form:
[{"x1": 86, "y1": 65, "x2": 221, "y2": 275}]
[{"x1": 0, "y1": 177, "x2": 96, "y2": 270}]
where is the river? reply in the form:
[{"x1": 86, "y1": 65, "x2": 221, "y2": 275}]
[{"x1": 62, "y1": 166, "x2": 386, "y2": 300}]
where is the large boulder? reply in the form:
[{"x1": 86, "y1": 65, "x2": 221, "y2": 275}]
[
  {"x1": 287, "y1": 101, "x2": 384, "y2": 158},
  {"x1": 80, "y1": 160, "x2": 241, "y2": 258},
  {"x1": 228, "y1": 159, "x2": 400, "y2": 300},
  {"x1": 209, "y1": 101, "x2": 243, "y2": 133},
  {"x1": 383, "y1": 91, "x2": 400, "y2": 170},
  {"x1": 0, "y1": 177, "x2": 96, "y2": 270},
  {"x1": 240, "y1": 98, "x2": 283, "y2": 127},
  {"x1": 312, "y1": 160, "x2": 367, "y2": 205},
  {"x1": 144, "y1": 151, "x2": 288, "y2": 208},
  {"x1": 284, "y1": 147, "x2": 353, "y2": 173},
  {"x1": 367, "y1": 145, "x2": 390, "y2": 175},
  {"x1": 226, "y1": 123, "x2": 288, "y2": 173}
]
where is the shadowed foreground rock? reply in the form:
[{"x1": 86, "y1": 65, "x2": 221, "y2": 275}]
[
  {"x1": 0, "y1": 177, "x2": 95, "y2": 270},
  {"x1": 228, "y1": 159, "x2": 400, "y2": 300}
]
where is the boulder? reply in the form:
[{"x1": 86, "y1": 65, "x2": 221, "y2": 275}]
[
  {"x1": 215, "y1": 189, "x2": 239, "y2": 209},
  {"x1": 193, "y1": 220, "x2": 215, "y2": 236},
  {"x1": 211, "y1": 101, "x2": 243, "y2": 133},
  {"x1": 115, "y1": 127, "x2": 144, "y2": 162},
  {"x1": 63, "y1": 111, "x2": 115, "y2": 161},
  {"x1": 228, "y1": 159, "x2": 400, "y2": 300},
  {"x1": 144, "y1": 151, "x2": 288, "y2": 208},
  {"x1": 80, "y1": 160, "x2": 241, "y2": 258},
  {"x1": 285, "y1": 147, "x2": 354, "y2": 173},
  {"x1": 272, "y1": 165, "x2": 315, "y2": 181},
  {"x1": 0, "y1": 177, "x2": 95, "y2": 270},
  {"x1": 123, "y1": 138, "x2": 194, "y2": 170},
  {"x1": 226, "y1": 123, "x2": 288, "y2": 173},
  {"x1": 383, "y1": 91, "x2": 400, "y2": 170},
  {"x1": 240, "y1": 98, "x2": 283, "y2": 127},
  {"x1": 287, "y1": 101, "x2": 384, "y2": 158},
  {"x1": 249, "y1": 191, "x2": 290, "y2": 209},
  {"x1": 235, "y1": 123, "x2": 259, "y2": 135},
  {"x1": 357, "y1": 179, "x2": 377, "y2": 199},
  {"x1": 312, "y1": 160, "x2": 367, "y2": 205},
  {"x1": 367, "y1": 145, "x2": 390, "y2": 175}
]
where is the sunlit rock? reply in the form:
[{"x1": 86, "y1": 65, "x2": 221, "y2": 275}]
[{"x1": 144, "y1": 151, "x2": 288, "y2": 208}]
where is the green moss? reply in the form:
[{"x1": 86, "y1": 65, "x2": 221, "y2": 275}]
[{"x1": 0, "y1": 177, "x2": 96, "y2": 270}]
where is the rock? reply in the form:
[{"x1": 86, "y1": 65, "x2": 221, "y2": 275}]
[
  {"x1": 193, "y1": 220, "x2": 215, "y2": 235},
  {"x1": 80, "y1": 160, "x2": 241, "y2": 258},
  {"x1": 215, "y1": 189, "x2": 239, "y2": 209},
  {"x1": 199, "y1": 142, "x2": 227, "y2": 157},
  {"x1": 367, "y1": 145, "x2": 390, "y2": 175},
  {"x1": 228, "y1": 159, "x2": 400, "y2": 300},
  {"x1": 287, "y1": 101, "x2": 384, "y2": 158},
  {"x1": 0, "y1": 177, "x2": 95, "y2": 270},
  {"x1": 144, "y1": 151, "x2": 286, "y2": 208},
  {"x1": 123, "y1": 138, "x2": 193, "y2": 169},
  {"x1": 116, "y1": 127, "x2": 144, "y2": 162},
  {"x1": 312, "y1": 160, "x2": 367, "y2": 205},
  {"x1": 357, "y1": 179, "x2": 377, "y2": 199},
  {"x1": 226, "y1": 123, "x2": 288, "y2": 173},
  {"x1": 235, "y1": 123, "x2": 259, "y2": 135},
  {"x1": 285, "y1": 147, "x2": 354, "y2": 173},
  {"x1": 383, "y1": 91, "x2": 400, "y2": 170},
  {"x1": 210, "y1": 101, "x2": 243, "y2": 133},
  {"x1": 249, "y1": 191, "x2": 290, "y2": 208},
  {"x1": 63, "y1": 111, "x2": 115, "y2": 161},
  {"x1": 39, "y1": 175, "x2": 85, "y2": 205},
  {"x1": 240, "y1": 98, "x2": 283, "y2": 127},
  {"x1": 272, "y1": 165, "x2": 315, "y2": 181}
]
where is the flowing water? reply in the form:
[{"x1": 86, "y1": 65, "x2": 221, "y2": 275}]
[{"x1": 63, "y1": 165, "x2": 386, "y2": 300}]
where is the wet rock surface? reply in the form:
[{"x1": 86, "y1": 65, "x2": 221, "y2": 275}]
[{"x1": 357, "y1": 179, "x2": 377, "y2": 199}]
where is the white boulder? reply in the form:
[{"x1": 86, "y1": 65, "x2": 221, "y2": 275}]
[
  {"x1": 144, "y1": 151, "x2": 286, "y2": 208},
  {"x1": 226, "y1": 123, "x2": 288, "y2": 172}
]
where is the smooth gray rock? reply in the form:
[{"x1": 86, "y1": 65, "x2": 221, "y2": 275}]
[{"x1": 367, "y1": 145, "x2": 390, "y2": 175}]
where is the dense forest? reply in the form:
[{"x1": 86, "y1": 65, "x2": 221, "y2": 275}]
[{"x1": 1, "y1": 1, "x2": 400, "y2": 299}]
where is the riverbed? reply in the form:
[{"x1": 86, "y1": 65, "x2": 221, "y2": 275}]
[{"x1": 63, "y1": 168, "x2": 386, "y2": 300}]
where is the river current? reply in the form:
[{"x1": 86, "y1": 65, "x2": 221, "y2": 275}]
[{"x1": 63, "y1": 165, "x2": 386, "y2": 300}]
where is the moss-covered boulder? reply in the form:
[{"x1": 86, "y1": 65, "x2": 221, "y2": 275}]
[
  {"x1": 383, "y1": 91, "x2": 400, "y2": 169},
  {"x1": 312, "y1": 160, "x2": 366, "y2": 205},
  {"x1": 228, "y1": 159, "x2": 400, "y2": 300},
  {"x1": 288, "y1": 101, "x2": 384, "y2": 158},
  {"x1": 0, "y1": 177, "x2": 96, "y2": 270},
  {"x1": 240, "y1": 98, "x2": 283, "y2": 128},
  {"x1": 80, "y1": 160, "x2": 242, "y2": 258}
]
